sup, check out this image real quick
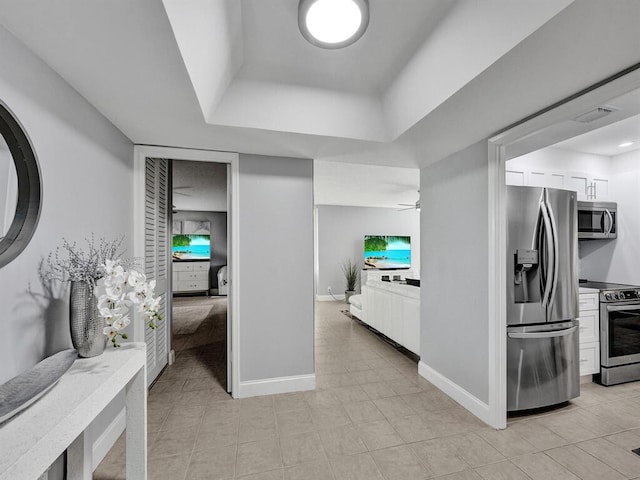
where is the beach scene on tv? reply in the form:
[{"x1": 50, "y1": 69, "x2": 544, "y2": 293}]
[
  {"x1": 364, "y1": 235, "x2": 411, "y2": 269},
  {"x1": 172, "y1": 234, "x2": 211, "y2": 260}
]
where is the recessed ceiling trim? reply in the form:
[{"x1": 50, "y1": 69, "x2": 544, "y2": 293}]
[{"x1": 298, "y1": 0, "x2": 369, "y2": 49}]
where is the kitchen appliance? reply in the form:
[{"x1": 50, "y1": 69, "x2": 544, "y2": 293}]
[
  {"x1": 581, "y1": 281, "x2": 640, "y2": 386},
  {"x1": 577, "y1": 201, "x2": 617, "y2": 239},
  {"x1": 507, "y1": 186, "x2": 579, "y2": 411}
]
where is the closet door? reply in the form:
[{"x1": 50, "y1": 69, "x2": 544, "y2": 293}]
[{"x1": 144, "y1": 158, "x2": 170, "y2": 385}]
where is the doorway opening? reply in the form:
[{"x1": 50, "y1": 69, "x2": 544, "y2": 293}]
[
  {"x1": 488, "y1": 66, "x2": 640, "y2": 429},
  {"x1": 170, "y1": 159, "x2": 230, "y2": 393},
  {"x1": 133, "y1": 145, "x2": 239, "y2": 396}
]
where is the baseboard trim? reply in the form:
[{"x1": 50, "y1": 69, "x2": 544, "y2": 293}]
[
  {"x1": 237, "y1": 373, "x2": 316, "y2": 398},
  {"x1": 92, "y1": 407, "x2": 126, "y2": 469},
  {"x1": 315, "y1": 294, "x2": 345, "y2": 302},
  {"x1": 418, "y1": 361, "x2": 492, "y2": 426}
]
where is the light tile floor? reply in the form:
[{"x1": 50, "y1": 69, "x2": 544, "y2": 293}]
[{"x1": 95, "y1": 300, "x2": 640, "y2": 479}]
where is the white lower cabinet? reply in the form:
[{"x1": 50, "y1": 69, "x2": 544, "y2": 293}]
[
  {"x1": 579, "y1": 343, "x2": 599, "y2": 375},
  {"x1": 173, "y1": 261, "x2": 210, "y2": 293},
  {"x1": 578, "y1": 291, "x2": 600, "y2": 376},
  {"x1": 360, "y1": 281, "x2": 420, "y2": 355}
]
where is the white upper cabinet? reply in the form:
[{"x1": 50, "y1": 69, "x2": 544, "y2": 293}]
[{"x1": 506, "y1": 148, "x2": 610, "y2": 200}]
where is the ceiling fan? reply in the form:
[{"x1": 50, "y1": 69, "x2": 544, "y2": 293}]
[
  {"x1": 173, "y1": 185, "x2": 192, "y2": 197},
  {"x1": 398, "y1": 191, "x2": 420, "y2": 211}
]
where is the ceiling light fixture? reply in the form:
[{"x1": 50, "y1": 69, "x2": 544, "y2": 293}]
[
  {"x1": 618, "y1": 141, "x2": 634, "y2": 147},
  {"x1": 298, "y1": 0, "x2": 369, "y2": 49}
]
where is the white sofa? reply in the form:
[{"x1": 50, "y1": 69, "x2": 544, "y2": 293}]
[{"x1": 348, "y1": 294, "x2": 363, "y2": 319}]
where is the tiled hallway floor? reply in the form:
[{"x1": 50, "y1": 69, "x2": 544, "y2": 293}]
[{"x1": 95, "y1": 300, "x2": 640, "y2": 479}]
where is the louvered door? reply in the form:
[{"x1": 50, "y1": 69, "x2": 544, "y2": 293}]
[{"x1": 144, "y1": 158, "x2": 170, "y2": 385}]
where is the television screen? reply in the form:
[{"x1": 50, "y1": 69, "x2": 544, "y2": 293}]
[
  {"x1": 364, "y1": 235, "x2": 411, "y2": 269},
  {"x1": 172, "y1": 234, "x2": 211, "y2": 260}
]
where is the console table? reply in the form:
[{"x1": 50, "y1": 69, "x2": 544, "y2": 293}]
[
  {"x1": 361, "y1": 279, "x2": 420, "y2": 355},
  {"x1": 0, "y1": 343, "x2": 147, "y2": 480}
]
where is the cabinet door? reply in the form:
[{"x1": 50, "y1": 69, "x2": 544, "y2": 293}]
[
  {"x1": 402, "y1": 298, "x2": 420, "y2": 355},
  {"x1": 577, "y1": 309, "x2": 598, "y2": 344},
  {"x1": 528, "y1": 171, "x2": 563, "y2": 188},
  {"x1": 506, "y1": 169, "x2": 526, "y2": 186},
  {"x1": 579, "y1": 342, "x2": 599, "y2": 375},
  {"x1": 386, "y1": 294, "x2": 402, "y2": 344},
  {"x1": 591, "y1": 176, "x2": 609, "y2": 199},
  {"x1": 567, "y1": 174, "x2": 589, "y2": 200},
  {"x1": 579, "y1": 293, "x2": 599, "y2": 311}
]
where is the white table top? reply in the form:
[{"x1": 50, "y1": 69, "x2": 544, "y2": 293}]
[{"x1": 0, "y1": 343, "x2": 146, "y2": 480}]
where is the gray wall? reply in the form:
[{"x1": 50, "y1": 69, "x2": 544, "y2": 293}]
[
  {"x1": 173, "y1": 210, "x2": 227, "y2": 290},
  {"x1": 316, "y1": 205, "x2": 420, "y2": 296},
  {"x1": 420, "y1": 141, "x2": 489, "y2": 403},
  {"x1": 0, "y1": 25, "x2": 134, "y2": 475},
  {"x1": 0, "y1": 25, "x2": 134, "y2": 383},
  {"x1": 238, "y1": 154, "x2": 314, "y2": 382}
]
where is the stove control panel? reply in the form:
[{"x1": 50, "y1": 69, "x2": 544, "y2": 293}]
[{"x1": 603, "y1": 290, "x2": 640, "y2": 302}]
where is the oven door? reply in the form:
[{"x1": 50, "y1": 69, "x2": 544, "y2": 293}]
[
  {"x1": 602, "y1": 303, "x2": 640, "y2": 367},
  {"x1": 577, "y1": 206, "x2": 616, "y2": 239}
]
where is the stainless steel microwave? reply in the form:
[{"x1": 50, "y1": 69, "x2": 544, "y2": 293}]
[{"x1": 577, "y1": 201, "x2": 617, "y2": 239}]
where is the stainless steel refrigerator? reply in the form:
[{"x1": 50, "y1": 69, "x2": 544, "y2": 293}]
[{"x1": 507, "y1": 186, "x2": 579, "y2": 412}]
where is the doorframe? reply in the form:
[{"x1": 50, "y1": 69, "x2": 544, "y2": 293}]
[
  {"x1": 487, "y1": 67, "x2": 640, "y2": 429},
  {"x1": 133, "y1": 145, "x2": 240, "y2": 396}
]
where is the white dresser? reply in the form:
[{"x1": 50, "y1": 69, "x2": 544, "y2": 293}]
[
  {"x1": 173, "y1": 261, "x2": 210, "y2": 293},
  {"x1": 578, "y1": 287, "x2": 600, "y2": 376}
]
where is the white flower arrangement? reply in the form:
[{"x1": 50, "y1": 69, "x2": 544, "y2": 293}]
[{"x1": 95, "y1": 259, "x2": 162, "y2": 347}]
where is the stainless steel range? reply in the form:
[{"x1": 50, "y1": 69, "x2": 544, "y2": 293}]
[{"x1": 581, "y1": 281, "x2": 640, "y2": 386}]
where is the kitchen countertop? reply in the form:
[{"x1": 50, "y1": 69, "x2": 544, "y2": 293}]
[{"x1": 579, "y1": 287, "x2": 600, "y2": 294}]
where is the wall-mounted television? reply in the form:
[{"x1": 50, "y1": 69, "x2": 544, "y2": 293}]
[
  {"x1": 364, "y1": 235, "x2": 411, "y2": 270},
  {"x1": 172, "y1": 234, "x2": 210, "y2": 260}
]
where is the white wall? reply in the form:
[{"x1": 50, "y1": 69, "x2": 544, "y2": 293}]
[
  {"x1": 315, "y1": 205, "x2": 419, "y2": 297},
  {"x1": 238, "y1": 154, "x2": 314, "y2": 386},
  {"x1": 580, "y1": 150, "x2": 640, "y2": 285},
  {"x1": 0, "y1": 25, "x2": 134, "y2": 475},
  {"x1": 420, "y1": 141, "x2": 489, "y2": 404}
]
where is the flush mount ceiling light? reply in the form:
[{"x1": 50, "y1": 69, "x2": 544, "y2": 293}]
[
  {"x1": 298, "y1": 0, "x2": 369, "y2": 49},
  {"x1": 618, "y1": 141, "x2": 634, "y2": 147}
]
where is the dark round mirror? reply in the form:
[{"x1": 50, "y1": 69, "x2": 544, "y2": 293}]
[{"x1": 0, "y1": 102, "x2": 41, "y2": 268}]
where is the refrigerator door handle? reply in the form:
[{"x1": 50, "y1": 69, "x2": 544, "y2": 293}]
[
  {"x1": 539, "y1": 199, "x2": 554, "y2": 308},
  {"x1": 604, "y1": 209, "x2": 614, "y2": 236},
  {"x1": 545, "y1": 192, "x2": 560, "y2": 310},
  {"x1": 508, "y1": 326, "x2": 577, "y2": 339}
]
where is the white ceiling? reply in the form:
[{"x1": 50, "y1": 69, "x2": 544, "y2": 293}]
[
  {"x1": 553, "y1": 114, "x2": 640, "y2": 157},
  {"x1": 236, "y1": 0, "x2": 456, "y2": 96},
  {"x1": 0, "y1": 0, "x2": 639, "y2": 175},
  {"x1": 314, "y1": 161, "x2": 419, "y2": 208},
  {"x1": 506, "y1": 87, "x2": 640, "y2": 160}
]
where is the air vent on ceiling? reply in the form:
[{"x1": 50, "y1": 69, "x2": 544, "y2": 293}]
[{"x1": 572, "y1": 105, "x2": 619, "y2": 123}]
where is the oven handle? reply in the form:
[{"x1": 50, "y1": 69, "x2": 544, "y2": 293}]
[
  {"x1": 607, "y1": 304, "x2": 640, "y2": 312},
  {"x1": 508, "y1": 326, "x2": 577, "y2": 339},
  {"x1": 604, "y1": 209, "x2": 614, "y2": 236}
]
